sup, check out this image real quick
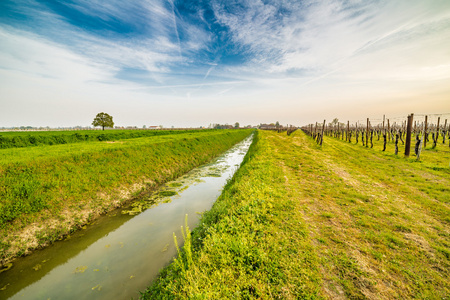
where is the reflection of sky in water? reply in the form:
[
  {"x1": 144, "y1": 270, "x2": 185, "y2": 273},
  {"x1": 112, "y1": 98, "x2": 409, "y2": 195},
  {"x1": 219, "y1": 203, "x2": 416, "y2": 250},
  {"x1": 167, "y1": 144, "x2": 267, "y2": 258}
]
[{"x1": 6, "y1": 135, "x2": 253, "y2": 300}]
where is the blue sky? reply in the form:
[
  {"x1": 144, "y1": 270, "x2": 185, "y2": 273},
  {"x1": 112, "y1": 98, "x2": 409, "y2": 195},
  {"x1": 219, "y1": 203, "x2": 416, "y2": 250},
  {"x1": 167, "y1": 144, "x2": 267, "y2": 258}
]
[{"x1": 1, "y1": 0, "x2": 450, "y2": 127}]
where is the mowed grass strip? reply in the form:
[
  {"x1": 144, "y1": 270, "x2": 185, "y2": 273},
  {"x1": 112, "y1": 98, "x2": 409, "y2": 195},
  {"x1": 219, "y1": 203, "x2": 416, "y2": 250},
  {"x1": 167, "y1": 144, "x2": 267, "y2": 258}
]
[
  {"x1": 142, "y1": 130, "x2": 449, "y2": 299},
  {"x1": 0, "y1": 130, "x2": 251, "y2": 263}
]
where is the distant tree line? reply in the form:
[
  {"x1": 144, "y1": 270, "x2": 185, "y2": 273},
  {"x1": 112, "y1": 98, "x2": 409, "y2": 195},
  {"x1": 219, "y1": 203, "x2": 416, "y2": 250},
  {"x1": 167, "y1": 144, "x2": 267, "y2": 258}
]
[{"x1": 210, "y1": 123, "x2": 241, "y2": 129}]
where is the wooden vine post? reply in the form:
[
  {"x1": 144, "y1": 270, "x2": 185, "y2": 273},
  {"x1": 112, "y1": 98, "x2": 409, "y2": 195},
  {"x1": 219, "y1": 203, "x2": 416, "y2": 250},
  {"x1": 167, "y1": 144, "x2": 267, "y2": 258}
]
[
  {"x1": 433, "y1": 117, "x2": 440, "y2": 148},
  {"x1": 395, "y1": 133, "x2": 399, "y2": 155},
  {"x1": 366, "y1": 118, "x2": 369, "y2": 148},
  {"x1": 444, "y1": 119, "x2": 448, "y2": 144},
  {"x1": 404, "y1": 113, "x2": 414, "y2": 157},
  {"x1": 338, "y1": 122, "x2": 340, "y2": 140},
  {"x1": 320, "y1": 120, "x2": 326, "y2": 145},
  {"x1": 370, "y1": 121, "x2": 374, "y2": 148},
  {"x1": 417, "y1": 121, "x2": 425, "y2": 160},
  {"x1": 424, "y1": 115, "x2": 428, "y2": 148},
  {"x1": 387, "y1": 119, "x2": 391, "y2": 142},
  {"x1": 347, "y1": 121, "x2": 349, "y2": 142},
  {"x1": 314, "y1": 122, "x2": 318, "y2": 140}
]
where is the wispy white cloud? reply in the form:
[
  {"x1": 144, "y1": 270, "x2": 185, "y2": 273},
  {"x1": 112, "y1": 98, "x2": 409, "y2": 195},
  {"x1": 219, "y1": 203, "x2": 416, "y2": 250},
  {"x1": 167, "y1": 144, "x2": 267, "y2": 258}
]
[
  {"x1": 167, "y1": 0, "x2": 182, "y2": 59},
  {"x1": 0, "y1": 0, "x2": 213, "y2": 84},
  {"x1": 0, "y1": 27, "x2": 115, "y2": 84},
  {"x1": 211, "y1": 0, "x2": 450, "y2": 83},
  {"x1": 1, "y1": 0, "x2": 449, "y2": 127}
]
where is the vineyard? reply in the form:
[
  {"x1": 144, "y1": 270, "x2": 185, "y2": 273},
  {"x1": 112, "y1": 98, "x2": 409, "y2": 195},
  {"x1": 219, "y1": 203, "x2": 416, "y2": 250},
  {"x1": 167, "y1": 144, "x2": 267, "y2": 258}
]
[{"x1": 302, "y1": 113, "x2": 450, "y2": 160}]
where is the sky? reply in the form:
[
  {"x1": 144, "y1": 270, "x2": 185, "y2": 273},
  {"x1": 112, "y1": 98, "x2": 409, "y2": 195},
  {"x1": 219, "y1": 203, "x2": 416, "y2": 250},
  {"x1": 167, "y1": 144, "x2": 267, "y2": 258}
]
[{"x1": 1, "y1": 0, "x2": 450, "y2": 128}]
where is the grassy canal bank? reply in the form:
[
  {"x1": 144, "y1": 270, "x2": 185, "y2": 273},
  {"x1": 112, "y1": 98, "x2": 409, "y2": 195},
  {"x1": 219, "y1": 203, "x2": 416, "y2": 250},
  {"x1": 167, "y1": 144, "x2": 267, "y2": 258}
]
[
  {"x1": 0, "y1": 129, "x2": 197, "y2": 149},
  {"x1": 142, "y1": 130, "x2": 450, "y2": 299},
  {"x1": 0, "y1": 129, "x2": 252, "y2": 265}
]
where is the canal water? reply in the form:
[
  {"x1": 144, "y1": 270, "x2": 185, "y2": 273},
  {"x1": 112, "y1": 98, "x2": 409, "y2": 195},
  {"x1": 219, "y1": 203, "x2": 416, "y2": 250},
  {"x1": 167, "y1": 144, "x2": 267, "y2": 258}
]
[{"x1": 0, "y1": 135, "x2": 253, "y2": 299}]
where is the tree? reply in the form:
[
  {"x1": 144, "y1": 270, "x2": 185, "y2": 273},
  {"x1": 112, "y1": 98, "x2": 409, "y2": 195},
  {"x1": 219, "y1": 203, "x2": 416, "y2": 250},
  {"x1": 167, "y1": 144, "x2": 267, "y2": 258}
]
[
  {"x1": 329, "y1": 118, "x2": 339, "y2": 127},
  {"x1": 234, "y1": 122, "x2": 240, "y2": 128},
  {"x1": 92, "y1": 112, "x2": 114, "y2": 130}
]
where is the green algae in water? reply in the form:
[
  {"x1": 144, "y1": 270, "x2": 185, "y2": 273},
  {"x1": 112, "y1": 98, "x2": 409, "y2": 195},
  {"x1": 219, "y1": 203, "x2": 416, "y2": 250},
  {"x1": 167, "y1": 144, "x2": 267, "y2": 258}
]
[
  {"x1": 122, "y1": 189, "x2": 178, "y2": 215},
  {"x1": 206, "y1": 173, "x2": 221, "y2": 177},
  {"x1": 73, "y1": 266, "x2": 88, "y2": 273},
  {"x1": 122, "y1": 199, "x2": 157, "y2": 215},
  {"x1": 169, "y1": 182, "x2": 183, "y2": 187},
  {"x1": 159, "y1": 191, "x2": 177, "y2": 197},
  {"x1": 0, "y1": 262, "x2": 13, "y2": 273},
  {"x1": 178, "y1": 185, "x2": 190, "y2": 193}
]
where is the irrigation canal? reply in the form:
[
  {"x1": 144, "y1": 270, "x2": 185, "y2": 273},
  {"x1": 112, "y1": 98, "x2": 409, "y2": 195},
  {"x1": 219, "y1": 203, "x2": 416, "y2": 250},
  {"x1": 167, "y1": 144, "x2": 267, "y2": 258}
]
[{"x1": 1, "y1": 135, "x2": 253, "y2": 299}]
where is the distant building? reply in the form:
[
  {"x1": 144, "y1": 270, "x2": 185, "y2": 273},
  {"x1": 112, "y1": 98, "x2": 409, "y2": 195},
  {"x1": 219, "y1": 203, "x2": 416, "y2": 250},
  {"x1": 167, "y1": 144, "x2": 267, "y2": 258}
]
[{"x1": 259, "y1": 124, "x2": 277, "y2": 130}]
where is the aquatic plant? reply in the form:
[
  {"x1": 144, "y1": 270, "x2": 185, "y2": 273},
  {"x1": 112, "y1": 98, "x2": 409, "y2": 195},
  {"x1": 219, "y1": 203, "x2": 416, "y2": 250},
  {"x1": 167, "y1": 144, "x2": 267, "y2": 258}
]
[{"x1": 173, "y1": 215, "x2": 193, "y2": 274}]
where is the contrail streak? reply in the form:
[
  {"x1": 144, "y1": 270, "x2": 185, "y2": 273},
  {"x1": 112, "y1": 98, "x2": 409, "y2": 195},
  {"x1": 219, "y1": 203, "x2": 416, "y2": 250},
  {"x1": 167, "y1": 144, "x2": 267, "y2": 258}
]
[{"x1": 167, "y1": 0, "x2": 182, "y2": 59}]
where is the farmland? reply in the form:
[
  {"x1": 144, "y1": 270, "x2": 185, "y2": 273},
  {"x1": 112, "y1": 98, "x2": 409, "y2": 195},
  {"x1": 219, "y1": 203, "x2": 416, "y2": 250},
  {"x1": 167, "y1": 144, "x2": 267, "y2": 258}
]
[
  {"x1": 0, "y1": 129, "x2": 199, "y2": 149},
  {"x1": 0, "y1": 129, "x2": 252, "y2": 264},
  {"x1": 143, "y1": 129, "x2": 450, "y2": 299}
]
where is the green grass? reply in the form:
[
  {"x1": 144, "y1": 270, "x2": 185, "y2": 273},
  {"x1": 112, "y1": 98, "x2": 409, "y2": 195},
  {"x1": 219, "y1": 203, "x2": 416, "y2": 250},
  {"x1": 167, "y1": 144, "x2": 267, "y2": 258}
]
[
  {"x1": 0, "y1": 129, "x2": 252, "y2": 263},
  {"x1": 142, "y1": 129, "x2": 449, "y2": 299},
  {"x1": 0, "y1": 129, "x2": 206, "y2": 149},
  {"x1": 0, "y1": 130, "x2": 229, "y2": 165}
]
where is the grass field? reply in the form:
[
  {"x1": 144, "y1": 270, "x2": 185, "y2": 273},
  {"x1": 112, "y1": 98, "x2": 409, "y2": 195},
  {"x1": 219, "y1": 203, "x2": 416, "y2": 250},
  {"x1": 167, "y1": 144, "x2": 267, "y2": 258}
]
[
  {"x1": 0, "y1": 129, "x2": 200, "y2": 149},
  {"x1": 142, "y1": 129, "x2": 450, "y2": 299},
  {"x1": 0, "y1": 129, "x2": 252, "y2": 264}
]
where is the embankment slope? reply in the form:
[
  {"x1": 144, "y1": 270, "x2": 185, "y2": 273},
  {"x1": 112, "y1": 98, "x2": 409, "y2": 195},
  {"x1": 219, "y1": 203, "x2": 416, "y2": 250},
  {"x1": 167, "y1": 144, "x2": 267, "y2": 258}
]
[{"x1": 0, "y1": 130, "x2": 252, "y2": 265}]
